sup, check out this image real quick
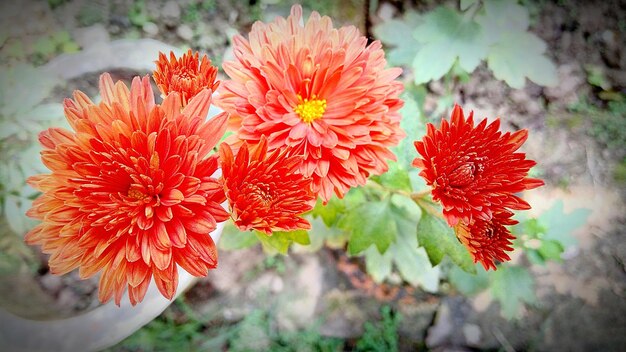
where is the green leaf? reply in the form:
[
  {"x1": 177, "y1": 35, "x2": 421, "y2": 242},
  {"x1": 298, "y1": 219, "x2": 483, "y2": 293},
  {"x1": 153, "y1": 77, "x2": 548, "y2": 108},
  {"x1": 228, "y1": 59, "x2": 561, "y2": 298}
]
[
  {"x1": 295, "y1": 216, "x2": 349, "y2": 252},
  {"x1": 364, "y1": 245, "x2": 394, "y2": 283},
  {"x1": 218, "y1": 222, "x2": 259, "y2": 250},
  {"x1": 363, "y1": 196, "x2": 440, "y2": 291},
  {"x1": 538, "y1": 200, "x2": 591, "y2": 248},
  {"x1": 537, "y1": 239, "x2": 564, "y2": 262},
  {"x1": 477, "y1": 0, "x2": 529, "y2": 44},
  {"x1": 474, "y1": 0, "x2": 555, "y2": 88},
  {"x1": 486, "y1": 31, "x2": 558, "y2": 88},
  {"x1": 311, "y1": 196, "x2": 345, "y2": 227},
  {"x1": 340, "y1": 200, "x2": 397, "y2": 255},
  {"x1": 371, "y1": 161, "x2": 412, "y2": 193},
  {"x1": 416, "y1": 212, "x2": 476, "y2": 273},
  {"x1": 373, "y1": 11, "x2": 422, "y2": 66},
  {"x1": 448, "y1": 264, "x2": 490, "y2": 296},
  {"x1": 395, "y1": 232, "x2": 440, "y2": 292},
  {"x1": 490, "y1": 266, "x2": 536, "y2": 319},
  {"x1": 255, "y1": 229, "x2": 310, "y2": 255},
  {"x1": 412, "y1": 6, "x2": 489, "y2": 84},
  {"x1": 393, "y1": 92, "x2": 425, "y2": 169},
  {"x1": 525, "y1": 249, "x2": 545, "y2": 266}
]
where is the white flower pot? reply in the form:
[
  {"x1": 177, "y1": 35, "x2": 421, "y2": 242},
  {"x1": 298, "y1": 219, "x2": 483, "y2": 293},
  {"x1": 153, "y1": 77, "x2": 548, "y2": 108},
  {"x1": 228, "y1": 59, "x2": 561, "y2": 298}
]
[{"x1": 0, "y1": 222, "x2": 223, "y2": 352}]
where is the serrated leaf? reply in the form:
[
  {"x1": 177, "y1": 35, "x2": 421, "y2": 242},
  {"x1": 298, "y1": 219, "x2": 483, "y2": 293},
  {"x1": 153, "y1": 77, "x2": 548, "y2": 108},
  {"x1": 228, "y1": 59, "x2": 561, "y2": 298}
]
[
  {"x1": 412, "y1": 6, "x2": 488, "y2": 84},
  {"x1": 373, "y1": 11, "x2": 422, "y2": 66},
  {"x1": 477, "y1": 0, "x2": 529, "y2": 44},
  {"x1": 448, "y1": 264, "x2": 490, "y2": 296},
  {"x1": 391, "y1": 202, "x2": 440, "y2": 292},
  {"x1": 416, "y1": 212, "x2": 475, "y2": 273},
  {"x1": 363, "y1": 197, "x2": 440, "y2": 290},
  {"x1": 340, "y1": 200, "x2": 397, "y2": 255},
  {"x1": 487, "y1": 31, "x2": 558, "y2": 88},
  {"x1": 218, "y1": 222, "x2": 259, "y2": 251},
  {"x1": 538, "y1": 200, "x2": 592, "y2": 248},
  {"x1": 312, "y1": 196, "x2": 345, "y2": 227},
  {"x1": 490, "y1": 266, "x2": 536, "y2": 319},
  {"x1": 255, "y1": 229, "x2": 310, "y2": 255},
  {"x1": 374, "y1": 12, "x2": 422, "y2": 46}
]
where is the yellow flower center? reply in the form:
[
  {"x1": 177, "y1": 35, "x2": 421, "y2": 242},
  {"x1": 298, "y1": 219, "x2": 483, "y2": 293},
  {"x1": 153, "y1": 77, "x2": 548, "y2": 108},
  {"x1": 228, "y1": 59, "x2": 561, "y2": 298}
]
[
  {"x1": 294, "y1": 95, "x2": 326, "y2": 123},
  {"x1": 128, "y1": 187, "x2": 148, "y2": 201}
]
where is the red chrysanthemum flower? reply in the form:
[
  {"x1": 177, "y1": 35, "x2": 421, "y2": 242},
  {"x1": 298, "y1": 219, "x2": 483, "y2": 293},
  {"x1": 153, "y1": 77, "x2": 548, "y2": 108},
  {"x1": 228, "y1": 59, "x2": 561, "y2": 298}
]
[
  {"x1": 153, "y1": 49, "x2": 220, "y2": 106},
  {"x1": 215, "y1": 5, "x2": 405, "y2": 203},
  {"x1": 25, "y1": 73, "x2": 229, "y2": 305},
  {"x1": 455, "y1": 211, "x2": 518, "y2": 270},
  {"x1": 412, "y1": 104, "x2": 544, "y2": 227},
  {"x1": 219, "y1": 136, "x2": 315, "y2": 235}
]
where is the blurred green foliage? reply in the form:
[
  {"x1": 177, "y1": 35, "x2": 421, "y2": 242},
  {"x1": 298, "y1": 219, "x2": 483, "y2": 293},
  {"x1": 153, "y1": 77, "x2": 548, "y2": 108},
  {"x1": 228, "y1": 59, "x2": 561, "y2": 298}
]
[
  {"x1": 448, "y1": 200, "x2": 592, "y2": 319},
  {"x1": 128, "y1": 0, "x2": 151, "y2": 27},
  {"x1": 182, "y1": 0, "x2": 217, "y2": 23},
  {"x1": 373, "y1": 0, "x2": 558, "y2": 89},
  {"x1": 2, "y1": 30, "x2": 79, "y2": 65},
  {"x1": 355, "y1": 305, "x2": 401, "y2": 352}
]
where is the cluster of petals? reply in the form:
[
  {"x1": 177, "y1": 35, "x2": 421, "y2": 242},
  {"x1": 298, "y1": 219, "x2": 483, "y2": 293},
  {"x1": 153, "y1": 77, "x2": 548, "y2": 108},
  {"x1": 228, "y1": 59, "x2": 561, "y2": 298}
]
[
  {"x1": 413, "y1": 104, "x2": 543, "y2": 269},
  {"x1": 25, "y1": 73, "x2": 229, "y2": 305},
  {"x1": 153, "y1": 49, "x2": 220, "y2": 106},
  {"x1": 215, "y1": 4, "x2": 405, "y2": 203},
  {"x1": 454, "y1": 211, "x2": 518, "y2": 271},
  {"x1": 219, "y1": 137, "x2": 315, "y2": 235}
]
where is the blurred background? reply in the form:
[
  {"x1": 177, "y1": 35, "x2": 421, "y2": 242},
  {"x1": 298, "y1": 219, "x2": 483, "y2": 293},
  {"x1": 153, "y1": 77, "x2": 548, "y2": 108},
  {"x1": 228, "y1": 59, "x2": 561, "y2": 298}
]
[{"x1": 0, "y1": 0, "x2": 624, "y2": 351}]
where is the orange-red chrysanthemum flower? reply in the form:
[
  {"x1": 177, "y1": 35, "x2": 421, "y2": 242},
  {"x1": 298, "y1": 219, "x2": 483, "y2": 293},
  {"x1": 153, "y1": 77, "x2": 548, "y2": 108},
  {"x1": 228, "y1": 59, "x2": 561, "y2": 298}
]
[
  {"x1": 412, "y1": 104, "x2": 544, "y2": 227},
  {"x1": 25, "y1": 73, "x2": 229, "y2": 306},
  {"x1": 455, "y1": 211, "x2": 518, "y2": 270},
  {"x1": 153, "y1": 49, "x2": 220, "y2": 106},
  {"x1": 219, "y1": 136, "x2": 315, "y2": 235},
  {"x1": 215, "y1": 5, "x2": 405, "y2": 203}
]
